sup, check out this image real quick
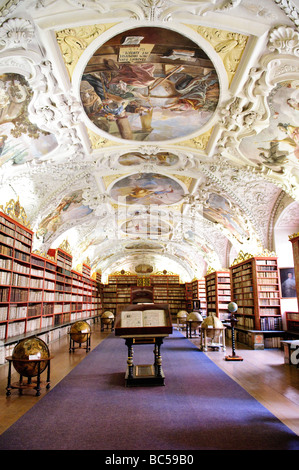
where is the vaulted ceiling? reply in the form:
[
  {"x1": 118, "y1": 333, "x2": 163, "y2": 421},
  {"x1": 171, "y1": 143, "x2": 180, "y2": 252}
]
[{"x1": 0, "y1": 0, "x2": 299, "y2": 282}]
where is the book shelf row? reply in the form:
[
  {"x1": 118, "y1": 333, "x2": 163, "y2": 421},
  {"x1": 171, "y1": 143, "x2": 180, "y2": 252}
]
[{"x1": 0, "y1": 211, "x2": 102, "y2": 342}]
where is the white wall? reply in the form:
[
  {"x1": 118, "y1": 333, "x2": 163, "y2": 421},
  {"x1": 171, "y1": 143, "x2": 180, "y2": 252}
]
[{"x1": 274, "y1": 227, "x2": 298, "y2": 329}]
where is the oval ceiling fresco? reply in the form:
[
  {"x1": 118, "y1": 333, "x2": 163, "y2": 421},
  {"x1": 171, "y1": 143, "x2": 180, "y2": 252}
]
[
  {"x1": 125, "y1": 241, "x2": 163, "y2": 250},
  {"x1": 121, "y1": 217, "x2": 171, "y2": 236},
  {"x1": 109, "y1": 172, "x2": 185, "y2": 206},
  {"x1": 80, "y1": 27, "x2": 219, "y2": 142},
  {"x1": 118, "y1": 151, "x2": 179, "y2": 166}
]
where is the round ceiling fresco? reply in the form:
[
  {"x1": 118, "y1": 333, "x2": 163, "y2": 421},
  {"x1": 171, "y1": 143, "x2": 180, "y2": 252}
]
[
  {"x1": 109, "y1": 172, "x2": 185, "y2": 205},
  {"x1": 80, "y1": 27, "x2": 219, "y2": 142}
]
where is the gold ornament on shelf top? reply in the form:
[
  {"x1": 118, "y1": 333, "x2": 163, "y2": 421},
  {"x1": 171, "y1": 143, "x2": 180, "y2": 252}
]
[
  {"x1": 32, "y1": 249, "x2": 55, "y2": 262},
  {"x1": 289, "y1": 232, "x2": 299, "y2": 240},
  {"x1": 230, "y1": 250, "x2": 253, "y2": 266},
  {"x1": 231, "y1": 248, "x2": 277, "y2": 266},
  {"x1": 59, "y1": 239, "x2": 72, "y2": 255},
  {"x1": 0, "y1": 197, "x2": 31, "y2": 229}
]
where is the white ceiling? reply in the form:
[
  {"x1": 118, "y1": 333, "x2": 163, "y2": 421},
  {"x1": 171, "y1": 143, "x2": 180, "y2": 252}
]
[{"x1": 0, "y1": 0, "x2": 299, "y2": 282}]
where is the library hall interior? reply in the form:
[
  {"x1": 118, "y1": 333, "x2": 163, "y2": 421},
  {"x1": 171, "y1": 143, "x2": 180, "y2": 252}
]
[{"x1": 1, "y1": 0, "x2": 299, "y2": 452}]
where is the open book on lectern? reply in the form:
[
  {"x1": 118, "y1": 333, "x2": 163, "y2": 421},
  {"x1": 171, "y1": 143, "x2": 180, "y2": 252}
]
[{"x1": 121, "y1": 309, "x2": 166, "y2": 328}]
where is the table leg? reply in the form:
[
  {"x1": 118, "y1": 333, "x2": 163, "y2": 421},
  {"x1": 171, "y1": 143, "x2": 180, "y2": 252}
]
[
  {"x1": 46, "y1": 360, "x2": 51, "y2": 389},
  {"x1": 35, "y1": 361, "x2": 41, "y2": 396},
  {"x1": 125, "y1": 339, "x2": 134, "y2": 379},
  {"x1": 6, "y1": 360, "x2": 12, "y2": 396},
  {"x1": 155, "y1": 338, "x2": 163, "y2": 378}
]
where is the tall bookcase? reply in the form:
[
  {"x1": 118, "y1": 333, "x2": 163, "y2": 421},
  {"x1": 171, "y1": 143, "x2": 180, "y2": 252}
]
[
  {"x1": 192, "y1": 279, "x2": 206, "y2": 316},
  {"x1": 205, "y1": 271, "x2": 231, "y2": 322},
  {"x1": 150, "y1": 275, "x2": 186, "y2": 317},
  {"x1": 0, "y1": 210, "x2": 101, "y2": 356},
  {"x1": 230, "y1": 256, "x2": 284, "y2": 349},
  {"x1": 102, "y1": 274, "x2": 137, "y2": 313}
]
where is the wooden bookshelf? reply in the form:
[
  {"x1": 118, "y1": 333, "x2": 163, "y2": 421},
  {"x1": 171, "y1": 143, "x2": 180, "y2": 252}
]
[
  {"x1": 230, "y1": 256, "x2": 284, "y2": 349},
  {"x1": 0, "y1": 211, "x2": 101, "y2": 353},
  {"x1": 102, "y1": 274, "x2": 137, "y2": 313},
  {"x1": 151, "y1": 275, "x2": 185, "y2": 317},
  {"x1": 192, "y1": 279, "x2": 206, "y2": 316},
  {"x1": 286, "y1": 311, "x2": 299, "y2": 335},
  {"x1": 102, "y1": 274, "x2": 186, "y2": 319},
  {"x1": 205, "y1": 271, "x2": 231, "y2": 322},
  {"x1": 185, "y1": 282, "x2": 193, "y2": 311}
]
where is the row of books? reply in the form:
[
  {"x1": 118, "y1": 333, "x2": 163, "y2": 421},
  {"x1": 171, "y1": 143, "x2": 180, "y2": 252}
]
[
  {"x1": 234, "y1": 315, "x2": 255, "y2": 329},
  {"x1": 260, "y1": 316, "x2": 282, "y2": 331}
]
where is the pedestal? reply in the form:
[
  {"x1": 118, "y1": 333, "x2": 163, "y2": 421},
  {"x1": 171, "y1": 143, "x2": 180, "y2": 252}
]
[
  {"x1": 124, "y1": 336, "x2": 165, "y2": 387},
  {"x1": 200, "y1": 328, "x2": 226, "y2": 351}
]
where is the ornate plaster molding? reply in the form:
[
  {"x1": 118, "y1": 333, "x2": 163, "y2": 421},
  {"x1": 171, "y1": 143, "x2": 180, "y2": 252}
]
[
  {"x1": 274, "y1": 0, "x2": 299, "y2": 28},
  {"x1": 0, "y1": 17, "x2": 34, "y2": 50}
]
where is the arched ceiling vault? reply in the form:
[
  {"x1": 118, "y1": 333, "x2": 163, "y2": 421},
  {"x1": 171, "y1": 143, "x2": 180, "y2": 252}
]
[{"x1": 0, "y1": 0, "x2": 299, "y2": 282}]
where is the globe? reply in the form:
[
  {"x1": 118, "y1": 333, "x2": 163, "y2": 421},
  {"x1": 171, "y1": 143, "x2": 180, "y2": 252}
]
[
  {"x1": 12, "y1": 336, "x2": 50, "y2": 378},
  {"x1": 70, "y1": 320, "x2": 91, "y2": 344},
  {"x1": 187, "y1": 311, "x2": 203, "y2": 327},
  {"x1": 228, "y1": 302, "x2": 238, "y2": 313},
  {"x1": 177, "y1": 310, "x2": 188, "y2": 319},
  {"x1": 101, "y1": 311, "x2": 114, "y2": 325},
  {"x1": 201, "y1": 314, "x2": 224, "y2": 329},
  {"x1": 201, "y1": 314, "x2": 224, "y2": 340}
]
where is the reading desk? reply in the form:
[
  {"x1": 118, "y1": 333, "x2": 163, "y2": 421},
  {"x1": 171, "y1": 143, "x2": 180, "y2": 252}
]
[{"x1": 115, "y1": 304, "x2": 172, "y2": 386}]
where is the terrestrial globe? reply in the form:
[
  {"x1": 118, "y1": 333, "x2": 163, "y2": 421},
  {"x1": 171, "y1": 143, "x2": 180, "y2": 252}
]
[
  {"x1": 101, "y1": 311, "x2": 114, "y2": 325},
  {"x1": 70, "y1": 320, "x2": 91, "y2": 344},
  {"x1": 201, "y1": 314, "x2": 224, "y2": 340},
  {"x1": 187, "y1": 311, "x2": 203, "y2": 328},
  {"x1": 12, "y1": 337, "x2": 50, "y2": 378},
  {"x1": 228, "y1": 302, "x2": 238, "y2": 313},
  {"x1": 177, "y1": 310, "x2": 188, "y2": 320}
]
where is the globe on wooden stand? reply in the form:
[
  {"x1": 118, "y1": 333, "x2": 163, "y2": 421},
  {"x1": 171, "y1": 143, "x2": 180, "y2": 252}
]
[
  {"x1": 69, "y1": 320, "x2": 91, "y2": 353},
  {"x1": 186, "y1": 311, "x2": 203, "y2": 338},
  {"x1": 200, "y1": 314, "x2": 226, "y2": 351},
  {"x1": 225, "y1": 302, "x2": 243, "y2": 361},
  {"x1": 6, "y1": 336, "x2": 52, "y2": 396},
  {"x1": 176, "y1": 310, "x2": 188, "y2": 331},
  {"x1": 101, "y1": 311, "x2": 115, "y2": 331}
]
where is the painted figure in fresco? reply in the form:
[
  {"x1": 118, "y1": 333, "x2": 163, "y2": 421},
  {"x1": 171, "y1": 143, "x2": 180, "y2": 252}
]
[
  {"x1": 81, "y1": 69, "x2": 154, "y2": 139},
  {"x1": 36, "y1": 190, "x2": 92, "y2": 242},
  {"x1": 203, "y1": 193, "x2": 249, "y2": 243},
  {"x1": 0, "y1": 74, "x2": 57, "y2": 166},
  {"x1": 277, "y1": 123, "x2": 299, "y2": 159},
  {"x1": 110, "y1": 173, "x2": 184, "y2": 206},
  {"x1": 118, "y1": 152, "x2": 178, "y2": 166},
  {"x1": 163, "y1": 70, "x2": 218, "y2": 112}
]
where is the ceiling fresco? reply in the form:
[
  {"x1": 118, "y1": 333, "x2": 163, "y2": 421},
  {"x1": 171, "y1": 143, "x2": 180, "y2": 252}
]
[
  {"x1": 0, "y1": 73, "x2": 57, "y2": 167},
  {"x1": 118, "y1": 151, "x2": 179, "y2": 166},
  {"x1": 0, "y1": 0, "x2": 298, "y2": 282},
  {"x1": 80, "y1": 26, "x2": 220, "y2": 142},
  {"x1": 109, "y1": 172, "x2": 186, "y2": 206}
]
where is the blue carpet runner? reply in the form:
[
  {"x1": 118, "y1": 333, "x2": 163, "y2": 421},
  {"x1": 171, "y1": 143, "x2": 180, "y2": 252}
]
[{"x1": 1, "y1": 331, "x2": 299, "y2": 450}]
